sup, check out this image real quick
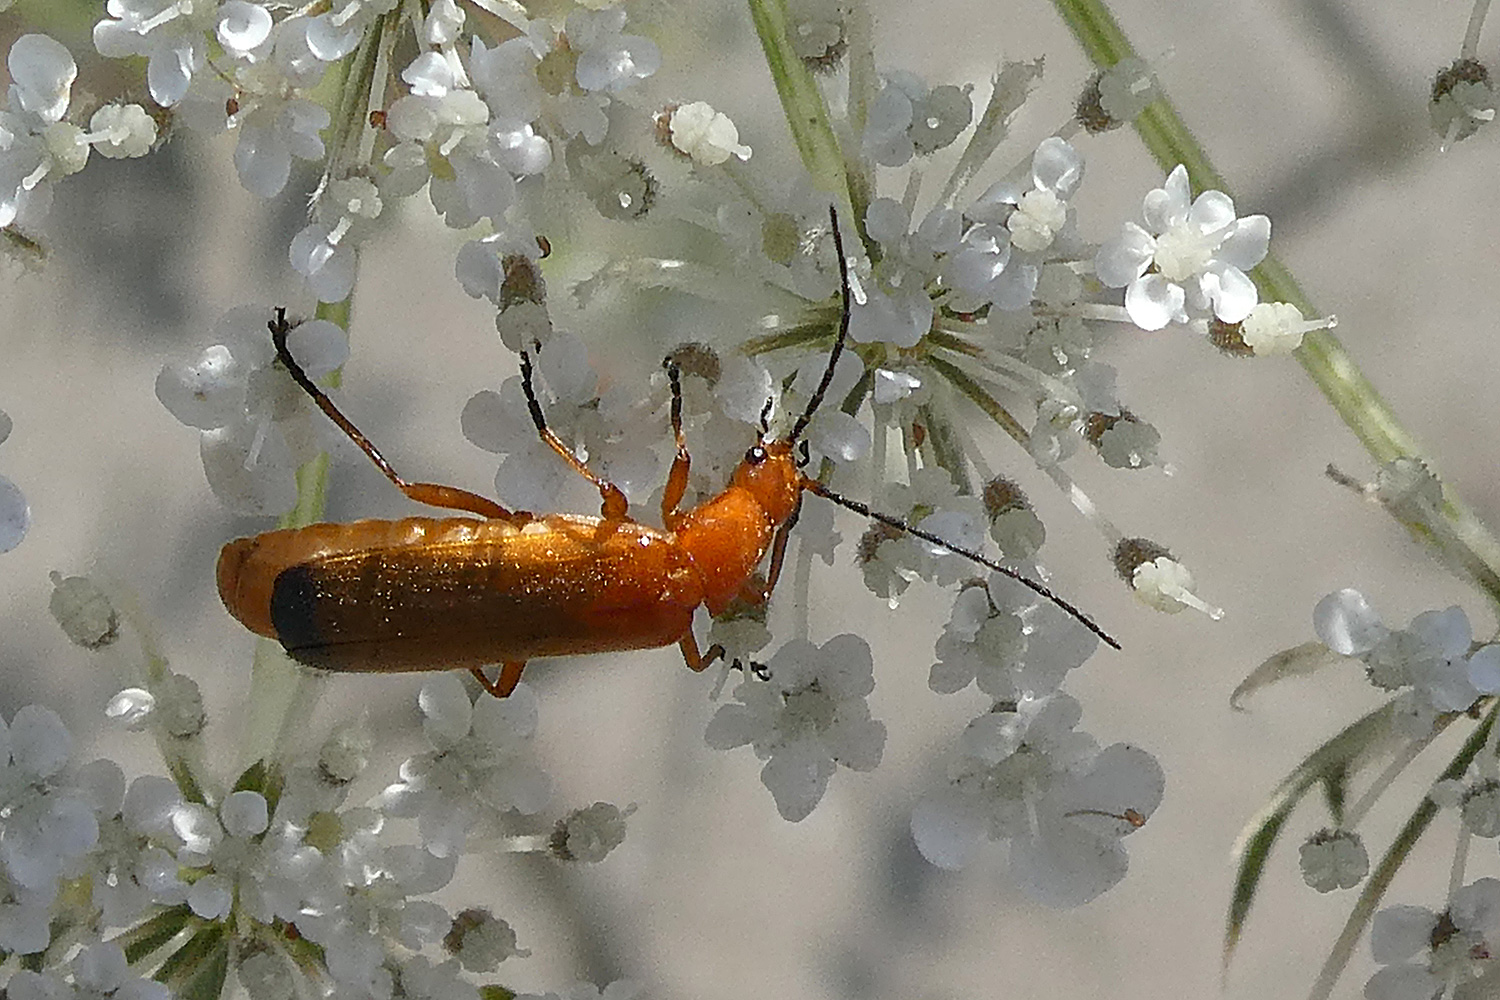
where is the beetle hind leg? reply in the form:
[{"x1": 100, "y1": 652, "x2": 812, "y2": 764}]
[{"x1": 269, "y1": 310, "x2": 519, "y2": 522}]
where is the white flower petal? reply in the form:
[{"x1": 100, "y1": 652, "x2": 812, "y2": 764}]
[{"x1": 1123, "y1": 274, "x2": 1183, "y2": 331}]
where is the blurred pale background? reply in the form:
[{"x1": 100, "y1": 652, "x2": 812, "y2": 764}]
[{"x1": 1, "y1": 1, "x2": 1496, "y2": 998}]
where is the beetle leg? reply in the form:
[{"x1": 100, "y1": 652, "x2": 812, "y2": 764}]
[
  {"x1": 759, "y1": 497, "x2": 803, "y2": 597},
  {"x1": 517, "y1": 349, "x2": 630, "y2": 522},
  {"x1": 269, "y1": 310, "x2": 520, "y2": 522},
  {"x1": 678, "y1": 633, "x2": 725, "y2": 673},
  {"x1": 472, "y1": 661, "x2": 527, "y2": 698},
  {"x1": 660, "y1": 359, "x2": 691, "y2": 527}
]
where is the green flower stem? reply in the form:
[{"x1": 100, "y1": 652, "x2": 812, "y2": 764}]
[
  {"x1": 747, "y1": 0, "x2": 856, "y2": 214},
  {"x1": 1051, "y1": 0, "x2": 1500, "y2": 606},
  {"x1": 238, "y1": 299, "x2": 349, "y2": 771}
]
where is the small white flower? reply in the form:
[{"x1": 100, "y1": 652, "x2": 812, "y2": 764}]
[
  {"x1": 705, "y1": 635, "x2": 886, "y2": 822},
  {"x1": 461, "y1": 334, "x2": 659, "y2": 511},
  {"x1": 0, "y1": 706, "x2": 100, "y2": 898},
  {"x1": 380, "y1": 677, "x2": 552, "y2": 857},
  {"x1": 1367, "y1": 879, "x2": 1500, "y2": 999},
  {"x1": 1129, "y1": 555, "x2": 1223, "y2": 618},
  {"x1": 1238, "y1": 301, "x2": 1329, "y2": 356},
  {"x1": 446, "y1": 908, "x2": 528, "y2": 971},
  {"x1": 1095, "y1": 164, "x2": 1270, "y2": 331},
  {"x1": 233, "y1": 96, "x2": 330, "y2": 198},
  {"x1": 862, "y1": 73, "x2": 971, "y2": 166},
  {"x1": 910, "y1": 695, "x2": 1161, "y2": 905},
  {"x1": 551, "y1": 802, "x2": 631, "y2": 864},
  {"x1": 0, "y1": 35, "x2": 83, "y2": 228},
  {"x1": 970, "y1": 137, "x2": 1085, "y2": 255},
  {"x1": 11, "y1": 941, "x2": 170, "y2": 1000},
  {"x1": 92, "y1": 1, "x2": 208, "y2": 107},
  {"x1": 569, "y1": 7, "x2": 661, "y2": 94}
]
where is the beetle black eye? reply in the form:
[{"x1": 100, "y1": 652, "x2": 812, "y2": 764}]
[
  {"x1": 796, "y1": 440, "x2": 810, "y2": 467},
  {"x1": 745, "y1": 445, "x2": 768, "y2": 465}
]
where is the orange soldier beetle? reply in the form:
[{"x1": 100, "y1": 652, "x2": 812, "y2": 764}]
[{"x1": 216, "y1": 208, "x2": 1119, "y2": 698}]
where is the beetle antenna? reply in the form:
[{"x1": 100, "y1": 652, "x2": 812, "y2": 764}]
[
  {"x1": 802, "y1": 479, "x2": 1122, "y2": 651},
  {"x1": 787, "y1": 204, "x2": 852, "y2": 446}
]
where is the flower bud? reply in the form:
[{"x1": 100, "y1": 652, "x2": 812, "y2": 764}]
[
  {"x1": 1112, "y1": 537, "x2": 1223, "y2": 618},
  {"x1": 1075, "y1": 58, "x2": 1158, "y2": 134},
  {"x1": 981, "y1": 476, "x2": 1044, "y2": 558},
  {"x1": 49, "y1": 572, "x2": 119, "y2": 649},
  {"x1": 1431, "y1": 57, "x2": 1495, "y2": 146},
  {"x1": 1083, "y1": 410, "x2": 1160, "y2": 470},
  {"x1": 550, "y1": 802, "x2": 634, "y2": 863},
  {"x1": 1299, "y1": 828, "x2": 1368, "y2": 892}
]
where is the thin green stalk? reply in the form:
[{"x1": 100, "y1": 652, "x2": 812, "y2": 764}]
[
  {"x1": 1050, "y1": 0, "x2": 1500, "y2": 606},
  {"x1": 746, "y1": 0, "x2": 851, "y2": 205}
]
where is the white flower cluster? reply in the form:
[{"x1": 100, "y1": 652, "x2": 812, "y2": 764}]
[
  {"x1": 113, "y1": 0, "x2": 1259, "y2": 926},
  {"x1": 914, "y1": 576, "x2": 1164, "y2": 904},
  {"x1": 1314, "y1": 589, "x2": 1500, "y2": 738},
  {"x1": 1, "y1": 34, "x2": 157, "y2": 233},
  {"x1": 911, "y1": 692, "x2": 1162, "y2": 906},
  {"x1": 0, "y1": 682, "x2": 639, "y2": 1000}
]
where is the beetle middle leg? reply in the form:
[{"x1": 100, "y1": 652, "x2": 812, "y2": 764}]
[
  {"x1": 270, "y1": 310, "x2": 518, "y2": 522},
  {"x1": 660, "y1": 358, "x2": 692, "y2": 527},
  {"x1": 516, "y1": 348, "x2": 630, "y2": 522}
]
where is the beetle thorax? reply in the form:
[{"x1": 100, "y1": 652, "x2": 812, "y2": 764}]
[{"x1": 730, "y1": 441, "x2": 801, "y2": 525}]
